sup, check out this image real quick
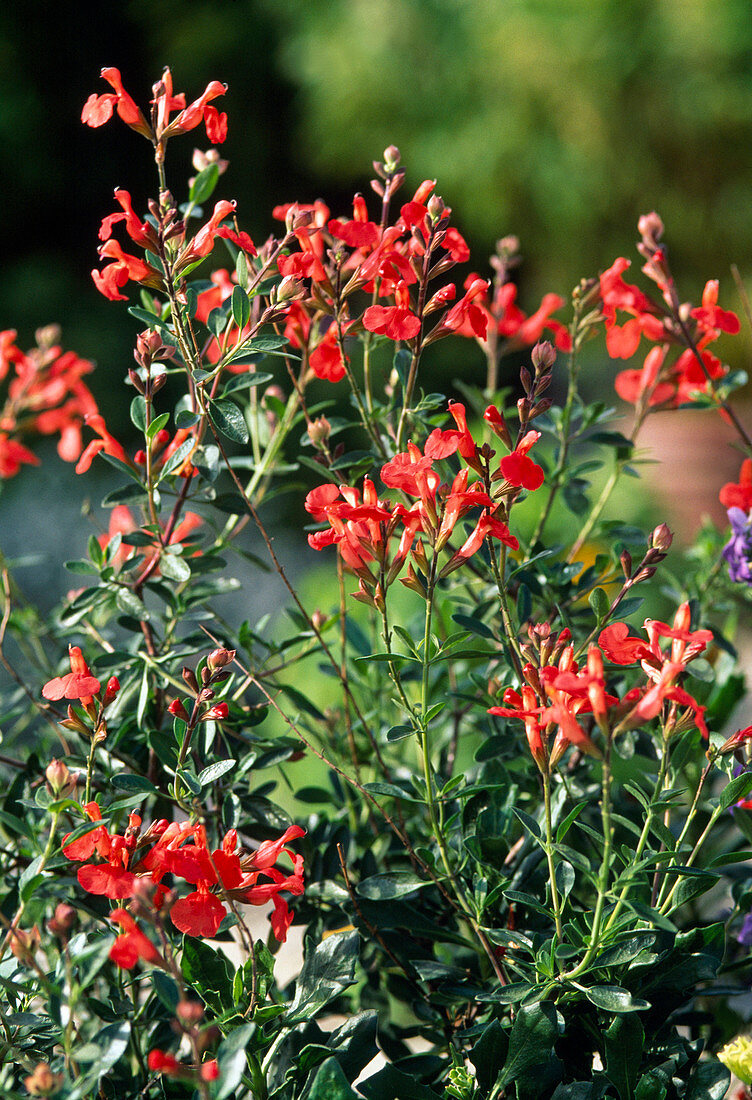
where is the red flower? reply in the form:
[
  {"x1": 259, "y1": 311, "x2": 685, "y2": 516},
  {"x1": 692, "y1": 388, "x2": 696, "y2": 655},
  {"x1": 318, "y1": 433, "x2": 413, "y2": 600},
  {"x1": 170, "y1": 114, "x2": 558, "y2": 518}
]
[
  {"x1": 75, "y1": 413, "x2": 130, "y2": 474},
  {"x1": 42, "y1": 646, "x2": 100, "y2": 702},
  {"x1": 720, "y1": 458, "x2": 752, "y2": 512},
  {"x1": 598, "y1": 622, "x2": 651, "y2": 665},
  {"x1": 309, "y1": 327, "x2": 347, "y2": 382},
  {"x1": 329, "y1": 194, "x2": 380, "y2": 250},
  {"x1": 82, "y1": 68, "x2": 150, "y2": 137},
  {"x1": 442, "y1": 278, "x2": 489, "y2": 339},
  {"x1": 363, "y1": 281, "x2": 421, "y2": 341},
  {"x1": 92, "y1": 239, "x2": 158, "y2": 302},
  {"x1": 109, "y1": 909, "x2": 162, "y2": 969},
  {"x1": 499, "y1": 431, "x2": 544, "y2": 491}
]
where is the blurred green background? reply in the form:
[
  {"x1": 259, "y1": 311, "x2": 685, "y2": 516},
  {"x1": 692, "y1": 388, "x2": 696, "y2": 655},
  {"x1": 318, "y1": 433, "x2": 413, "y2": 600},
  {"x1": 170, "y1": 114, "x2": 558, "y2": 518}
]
[{"x1": 3, "y1": 0, "x2": 752, "y2": 373}]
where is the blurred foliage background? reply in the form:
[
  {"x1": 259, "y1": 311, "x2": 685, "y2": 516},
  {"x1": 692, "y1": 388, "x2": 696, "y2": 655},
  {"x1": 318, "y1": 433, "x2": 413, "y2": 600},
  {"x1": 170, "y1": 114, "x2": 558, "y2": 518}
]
[
  {"x1": 4, "y1": 0, "x2": 752, "y2": 372},
  {"x1": 1, "y1": 0, "x2": 751, "y2": 597}
]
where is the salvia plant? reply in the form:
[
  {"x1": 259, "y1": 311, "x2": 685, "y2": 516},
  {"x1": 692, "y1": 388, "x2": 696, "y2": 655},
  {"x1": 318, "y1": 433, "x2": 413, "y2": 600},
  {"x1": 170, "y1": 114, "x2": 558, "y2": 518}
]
[{"x1": 2, "y1": 66, "x2": 752, "y2": 1100}]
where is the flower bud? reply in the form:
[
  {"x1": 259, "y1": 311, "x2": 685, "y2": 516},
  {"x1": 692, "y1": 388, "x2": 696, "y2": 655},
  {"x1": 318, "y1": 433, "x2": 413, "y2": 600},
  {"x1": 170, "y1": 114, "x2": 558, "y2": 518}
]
[
  {"x1": 24, "y1": 1063, "x2": 63, "y2": 1097},
  {"x1": 649, "y1": 522, "x2": 673, "y2": 554},
  {"x1": 307, "y1": 416, "x2": 331, "y2": 449},
  {"x1": 207, "y1": 647, "x2": 235, "y2": 671},
  {"x1": 620, "y1": 549, "x2": 633, "y2": 578},
  {"x1": 168, "y1": 699, "x2": 190, "y2": 722},
  {"x1": 176, "y1": 999, "x2": 205, "y2": 1026},
  {"x1": 204, "y1": 702, "x2": 229, "y2": 721},
  {"x1": 45, "y1": 759, "x2": 72, "y2": 796},
  {"x1": 103, "y1": 676, "x2": 120, "y2": 706},
  {"x1": 48, "y1": 903, "x2": 76, "y2": 940},
  {"x1": 182, "y1": 667, "x2": 199, "y2": 694},
  {"x1": 531, "y1": 341, "x2": 556, "y2": 374}
]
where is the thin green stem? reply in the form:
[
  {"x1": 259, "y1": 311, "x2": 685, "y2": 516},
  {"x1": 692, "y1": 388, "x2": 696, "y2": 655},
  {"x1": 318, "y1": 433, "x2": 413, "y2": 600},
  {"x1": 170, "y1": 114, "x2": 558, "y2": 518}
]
[
  {"x1": 562, "y1": 743, "x2": 613, "y2": 981},
  {"x1": 543, "y1": 770, "x2": 564, "y2": 942}
]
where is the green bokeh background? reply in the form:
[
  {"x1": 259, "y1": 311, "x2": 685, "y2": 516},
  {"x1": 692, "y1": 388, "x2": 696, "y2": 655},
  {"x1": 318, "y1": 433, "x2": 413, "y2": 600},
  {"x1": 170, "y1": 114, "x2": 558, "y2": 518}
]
[{"x1": 3, "y1": 0, "x2": 752, "y2": 374}]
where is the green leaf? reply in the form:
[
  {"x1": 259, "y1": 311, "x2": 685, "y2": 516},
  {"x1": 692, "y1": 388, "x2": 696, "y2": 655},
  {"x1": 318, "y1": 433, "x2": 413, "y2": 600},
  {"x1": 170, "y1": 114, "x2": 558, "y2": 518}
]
[
  {"x1": 589, "y1": 586, "x2": 610, "y2": 620},
  {"x1": 356, "y1": 871, "x2": 427, "y2": 900},
  {"x1": 497, "y1": 1001, "x2": 563, "y2": 1096},
  {"x1": 115, "y1": 588, "x2": 149, "y2": 620},
  {"x1": 152, "y1": 970, "x2": 179, "y2": 1014},
  {"x1": 215, "y1": 1023, "x2": 255, "y2": 1100},
  {"x1": 585, "y1": 985, "x2": 650, "y2": 1013},
  {"x1": 146, "y1": 411, "x2": 169, "y2": 440},
  {"x1": 158, "y1": 553, "x2": 191, "y2": 583},
  {"x1": 358, "y1": 1064, "x2": 440, "y2": 1100},
  {"x1": 65, "y1": 559, "x2": 99, "y2": 575},
  {"x1": 513, "y1": 807, "x2": 541, "y2": 840},
  {"x1": 604, "y1": 1014, "x2": 644, "y2": 1099},
  {"x1": 111, "y1": 773, "x2": 157, "y2": 794},
  {"x1": 182, "y1": 938, "x2": 233, "y2": 1012},
  {"x1": 209, "y1": 399, "x2": 249, "y2": 444},
  {"x1": 361, "y1": 781, "x2": 422, "y2": 803},
  {"x1": 159, "y1": 436, "x2": 196, "y2": 479},
  {"x1": 189, "y1": 162, "x2": 219, "y2": 205},
  {"x1": 231, "y1": 284, "x2": 251, "y2": 329},
  {"x1": 555, "y1": 860, "x2": 575, "y2": 904},
  {"x1": 469, "y1": 1020, "x2": 508, "y2": 1094},
  {"x1": 198, "y1": 758, "x2": 236, "y2": 786},
  {"x1": 307, "y1": 1058, "x2": 358, "y2": 1100},
  {"x1": 286, "y1": 931, "x2": 359, "y2": 1024},
  {"x1": 385, "y1": 723, "x2": 414, "y2": 742},
  {"x1": 685, "y1": 1062, "x2": 730, "y2": 1100},
  {"x1": 720, "y1": 771, "x2": 752, "y2": 810},
  {"x1": 130, "y1": 395, "x2": 147, "y2": 431}
]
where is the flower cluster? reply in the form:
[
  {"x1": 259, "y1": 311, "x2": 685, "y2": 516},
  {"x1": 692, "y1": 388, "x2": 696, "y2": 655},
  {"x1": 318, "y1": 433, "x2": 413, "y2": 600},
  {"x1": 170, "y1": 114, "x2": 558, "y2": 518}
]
[
  {"x1": 0, "y1": 328, "x2": 98, "y2": 478},
  {"x1": 601, "y1": 215, "x2": 739, "y2": 409},
  {"x1": 62, "y1": 808, "x2": 304, "y2": 947},
  {"x1": 305, "y1": 399, "x2": 546, "y2": 603},
  {"x1": 491, "y1": 601, "x2": 712, "y2": 772}
]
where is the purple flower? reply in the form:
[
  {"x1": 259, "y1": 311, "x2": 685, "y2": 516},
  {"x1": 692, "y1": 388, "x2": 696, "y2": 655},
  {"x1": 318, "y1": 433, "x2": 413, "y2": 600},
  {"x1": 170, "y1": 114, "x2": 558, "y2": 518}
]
[
  {"x1": 739, "y1": 912, "x2": 752, "y2": 946},
  {"x1": 723, "y1": 507, "x2": 752, "y2": 585}
]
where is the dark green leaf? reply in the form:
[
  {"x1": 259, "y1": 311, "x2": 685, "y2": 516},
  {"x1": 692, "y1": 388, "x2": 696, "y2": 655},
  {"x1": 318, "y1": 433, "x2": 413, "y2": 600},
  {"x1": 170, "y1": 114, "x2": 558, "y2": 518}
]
[
  {"x1": 182, "y1": 938, "x2": 233, "y2": 1012},
  {"x1": 589, "y1": 587, "x2": 610, "y2": 620},
  {"x1": 286, "y1": 931, "x2": 359, "y2": 1024},
  {"x1": 604, "y1": 1013, "x2": 644, "y2": 1099},
  {"x1": 357, "y1": 871, "x2": 427, "y2": 900},
  {"x1": 111, "y1": 773, "x2": 156, "y2": 794},
  {"x1": 215, "y1": 1023, "x2": 255, "y2": 1100},
  {"x1": 198, "y1": 759, "x2": 236, "y2": 786},
  {"x1": 585, "y1": 985, "x2": 650, "y2": 1013},
  {"x1": 720, "y1": 771, "x2": 752, "y2": 810},
  {"x1": 307, "y1": 1058, "x2": 358, "y2": 1100},
  {"x1": 497, "y1": 1001, "x2": 563, "y2": 1095},
  {"x1": 209, "y1": 399, "x2": 249, "y2": 444},
  {"x1": 152, "y1": 970, "x2": 179, "y2": 1014},
  {"x1": 130, "y1": 395, "x2": 147, "y2": 431},
  {"x1": 231, "y1": 284, "x2": 251, "y2": 329}
]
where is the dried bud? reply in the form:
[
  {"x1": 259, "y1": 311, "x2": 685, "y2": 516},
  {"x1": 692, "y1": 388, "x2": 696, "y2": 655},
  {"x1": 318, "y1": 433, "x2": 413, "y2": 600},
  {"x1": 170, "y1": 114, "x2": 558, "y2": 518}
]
[
  {"x1": 311, "y1": 609, "x2": 326, "y2": 632},
  {"x1": 276, "y1": 275, "x2": 305, "y2": 302},
  {"x1": 649, "y1": 522, "x2": 673, "y2": 554},
  {"x1": 637, "y1": 211, "x2": 664, "y2": 251},
  {"x1": 45, "y1": 759, "x2": 72, "y2": 796},
  {"x1": 719, "y1": 725, "x2": 752, "y2": 756},
  {"x1": 633, "y1": 566, "x2": 657, "y2": 584},
  {"x1": 24, "y1": 1063, "x2": 63, "y2": 1097},
  {"x1": 531, "y1": 341, "x2": 556, "y2": 374},
  {"x1": 128, "y1": 368, "x2": 146, "y2": 393},
  {"x1": 10, "y1": 924, "x2": 40, "y2": 961},
  {"x1": 307, "y1": 416, "x2": 331, "y2": 449}
]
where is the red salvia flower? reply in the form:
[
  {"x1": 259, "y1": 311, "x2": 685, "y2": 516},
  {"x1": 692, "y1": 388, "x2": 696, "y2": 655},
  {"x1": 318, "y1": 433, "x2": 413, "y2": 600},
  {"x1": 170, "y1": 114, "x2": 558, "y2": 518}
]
[
  {"x1": 42, "y1": 646, "x2": 100, "y2": 702},
  {"x1": 363, "y1": 280, "x2": 421, "y2": 341}
]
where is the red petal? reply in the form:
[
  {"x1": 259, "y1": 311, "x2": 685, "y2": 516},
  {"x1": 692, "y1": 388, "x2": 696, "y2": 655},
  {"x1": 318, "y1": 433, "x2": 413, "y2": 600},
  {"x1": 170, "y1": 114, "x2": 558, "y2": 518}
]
[{"x1": 170, "y1": 890, "x2": 226, "y2": 937}]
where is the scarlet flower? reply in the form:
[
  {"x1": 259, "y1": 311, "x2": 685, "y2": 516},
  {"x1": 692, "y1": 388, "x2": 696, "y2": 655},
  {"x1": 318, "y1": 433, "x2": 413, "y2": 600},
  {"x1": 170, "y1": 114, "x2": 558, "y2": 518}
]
[
  {"x1": 309, "y1": 326, "x2": 347, "y2": 382},
  {"x1": 363, "y1": 280, "x2": 421, "y2": 341},
  {"x1": 82, "y1": 68, "x2": 150, "y2": 137},
  {"x1": 720, "y1": 458, "x2": 752, "y2": 512},
  {"x1": 109, "y1": 908, "x2": 162, "y2": 969},
  {"x1": 329, "y1": 194, "x2": 380, "y2": 250},
  {"x1": 75, "y1": 413, "x2": 130, "y2": 474},
  {"x1": 598, "y1": 622, "x2": 651, "y2": 665},
  {"x1": 98, "y1": 189, "x2": 154, "y2": 250},
  {"x1": 499, "y1": 431, "x2": 544, "y2": 491},
  {"x1": 42, "y1": 645, "x2": 101, "y2": 702},
  {"x1": 442, "y1": 278, "x2": 489, "y2": 339},
  {"x1": 92, "y1": 239, "x2": 159, "y2": 302}
]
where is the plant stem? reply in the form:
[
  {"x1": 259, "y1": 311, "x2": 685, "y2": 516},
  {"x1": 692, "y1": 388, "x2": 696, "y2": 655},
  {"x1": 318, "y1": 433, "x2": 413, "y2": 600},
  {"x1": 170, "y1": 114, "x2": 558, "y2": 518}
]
[{"x1": 543, "y1": 770, "x2": 565, "y2": 942}]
